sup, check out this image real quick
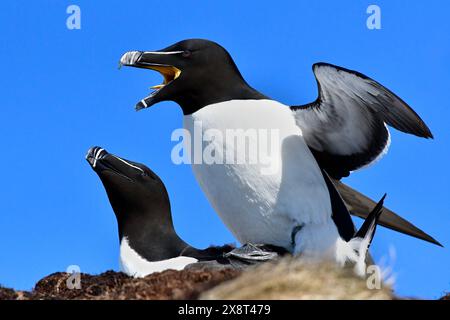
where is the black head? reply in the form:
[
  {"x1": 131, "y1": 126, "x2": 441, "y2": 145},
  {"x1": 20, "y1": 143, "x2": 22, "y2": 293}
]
[
  {"x1": 119, "y1": 39, "x2": 266, "y2": 114},
  {"x1": 86, "y1": 147, "x2": 176, "y2": 241},
  {"x1": 86, "y1": 147, "x2": 168, "y2": 220},
  {"x1": 86, "y1": 147, "x2": 235, "y2": 262}
]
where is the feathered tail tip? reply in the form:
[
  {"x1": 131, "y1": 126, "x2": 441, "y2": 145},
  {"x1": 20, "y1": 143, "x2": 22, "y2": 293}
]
[{"x1": 336, "y1": 194, "x2": 386, "y2": 277}]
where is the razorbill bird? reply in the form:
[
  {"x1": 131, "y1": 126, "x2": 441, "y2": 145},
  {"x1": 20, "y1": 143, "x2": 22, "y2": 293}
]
[
  {"x1": 119, "y1": 39, "x2": 440, "y2": 264},
  {"x1": 86, "y1": 146, "x2": 287, "y2": 277}
]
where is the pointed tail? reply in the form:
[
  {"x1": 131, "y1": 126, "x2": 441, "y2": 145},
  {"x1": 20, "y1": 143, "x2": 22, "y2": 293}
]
[
  {"x1": 341, "y1": 195, "x2": 385, "y2": 276},
  {"x1": 354, "y1": 194, "x2": 386, "y2": 247}
]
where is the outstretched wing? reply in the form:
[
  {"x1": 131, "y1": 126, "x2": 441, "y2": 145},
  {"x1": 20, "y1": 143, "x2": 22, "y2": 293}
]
[{"x1": 291, "y1": 62, "x2": 432, "y2": 179}]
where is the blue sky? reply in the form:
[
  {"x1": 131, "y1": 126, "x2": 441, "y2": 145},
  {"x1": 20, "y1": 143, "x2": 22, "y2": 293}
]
[{"x1": 0, "y1": 1, "x2": 448, "y2": 299}]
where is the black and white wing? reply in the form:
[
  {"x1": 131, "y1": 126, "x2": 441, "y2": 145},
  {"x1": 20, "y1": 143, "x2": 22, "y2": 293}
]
[{"x1": 291, "y1": 63, "x2": 432, "y2": 179}]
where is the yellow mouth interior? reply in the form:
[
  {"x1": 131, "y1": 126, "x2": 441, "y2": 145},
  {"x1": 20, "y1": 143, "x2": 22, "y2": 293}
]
[{"x1": 143, "y1": 65, "x2": 181, "y2": 90}]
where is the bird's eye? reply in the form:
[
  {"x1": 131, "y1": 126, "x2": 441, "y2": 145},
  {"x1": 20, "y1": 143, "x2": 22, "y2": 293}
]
[
  {"x1": 141, "y1": 171, "x2": 148, "y2": 177},
  {"x1": 182, "y1": 50, "x2": 191, "y2": 58}
]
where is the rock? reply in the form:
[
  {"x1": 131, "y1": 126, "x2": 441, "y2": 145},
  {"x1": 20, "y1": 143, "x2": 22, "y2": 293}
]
[
  {"x1": 1, "y1": 268, "x2": 240, "y2": 300},
  {"x1": 0, "y1": 286, "x2": 18, "y2": 300},
  {"x1": 1, "y1": 261, "x2": 447, "y2": 300}
]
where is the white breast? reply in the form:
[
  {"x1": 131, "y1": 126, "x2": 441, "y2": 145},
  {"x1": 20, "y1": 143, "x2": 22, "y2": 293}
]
[
  {"x1": 119, "y1": 238, "x2": 198, "y2": 278},
  {"x1": 183, "y1": 99, "x2": 334, "y2": 251}
]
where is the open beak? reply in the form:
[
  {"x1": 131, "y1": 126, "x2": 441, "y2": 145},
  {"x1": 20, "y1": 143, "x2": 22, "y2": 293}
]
[{"x1": 119, "y1": 50, "x2": 182, "y2": 110}]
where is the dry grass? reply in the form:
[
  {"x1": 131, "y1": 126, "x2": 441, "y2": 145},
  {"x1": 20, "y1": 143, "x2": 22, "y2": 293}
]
[
  {"x1": 201, "y1": 257, "x2": 393, "y2": 300},
  {"x1": 5, "y1": 258, "x2": 449, "y2": 300}
]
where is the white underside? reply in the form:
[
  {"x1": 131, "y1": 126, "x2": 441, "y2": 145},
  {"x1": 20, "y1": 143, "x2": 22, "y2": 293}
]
[
  {"x1": 184, "y1": 100, "x2": 334, "y2": 251},
  {"x1": 184, "y1": 99, "x2": 371, "y2": 270},
  {"x1": 119, "y1": 238, "x2": 198, "y2": 278}
]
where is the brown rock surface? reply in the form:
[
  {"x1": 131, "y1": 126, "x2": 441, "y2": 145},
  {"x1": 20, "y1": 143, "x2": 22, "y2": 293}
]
[
  {"x1": 1, "y1": 260, "x2": 448, "y2": 300},
  {"x1": 1, "y1": 268, "x2": 241, "y2": 300}
]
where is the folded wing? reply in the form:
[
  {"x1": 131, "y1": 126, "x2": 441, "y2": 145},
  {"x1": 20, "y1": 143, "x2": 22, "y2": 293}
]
[{"x1": 334, "y1": 179, "x2": 442, "y2": 246}]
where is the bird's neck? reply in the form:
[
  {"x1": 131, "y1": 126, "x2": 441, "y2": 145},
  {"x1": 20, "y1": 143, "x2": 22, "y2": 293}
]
[
  {"x1": 177, "y1": 77, "x2": 268, "y2": 115},
  {"x1": 117, "y1": 210, "x2": 191, "y2": 262}
]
